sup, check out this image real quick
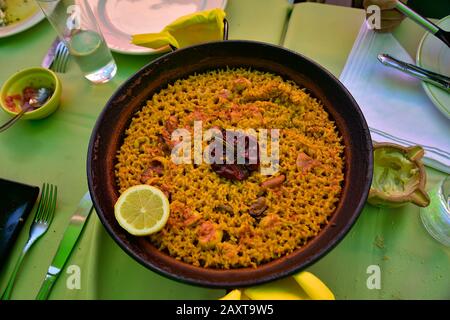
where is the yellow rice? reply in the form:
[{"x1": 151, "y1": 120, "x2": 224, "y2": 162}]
[{"x1": 115, "y1": 68, "x2": 344, "y2": 269}]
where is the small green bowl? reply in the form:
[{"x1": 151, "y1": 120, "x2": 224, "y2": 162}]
[
  {"x1": 0, "y1": 67, "x2": 61, "y2": 120},
  {"x1": 368, "y1": 143, "x2": 430, "y2": 208}
]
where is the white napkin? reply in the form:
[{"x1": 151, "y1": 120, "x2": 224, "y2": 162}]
[{"x1": 340, "y1": 23, "x2": 450, "y2": 174}]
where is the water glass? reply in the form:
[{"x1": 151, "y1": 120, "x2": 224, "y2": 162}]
[
  {"x1": 36, "y1": 0, "x2": 117, "y2": 83},
  {"x1": 420, "y1": 175, "x2": 450, "y2": 247}
]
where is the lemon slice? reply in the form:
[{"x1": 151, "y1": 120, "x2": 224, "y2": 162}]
[{"x1": 114, "y1": 185, "x2": 170, "y2": 236}]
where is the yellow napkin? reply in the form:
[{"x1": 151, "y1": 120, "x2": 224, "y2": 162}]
[
  {"x1": 219, "y1": 271, "x2": 335, "y2": 300},
  {"x1": 131, "y1": 8, "x2": 226, "y2": 50}
]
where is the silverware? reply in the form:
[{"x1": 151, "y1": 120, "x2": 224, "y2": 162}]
[
  {"x1": 42, "y1": 37, "x2": 70, "y2": 73},
  {"x1": 51, "y1": 41, "x2": 70, "y2": 73},
  {"x1": 378, "y1": 54, "x2": 450, "y2": 92},
  {"x1": 41, "y1": 37, "x2": 61, "y2": 69},
  {"x1": 35, "y1": 192, "x2": 93, "y2": 300},
  {"x1": 0, "y1": 88, "x2": 53, "y2": 133},
  {"x1": 395, "y1": 1, "x2": 450, "y2": 48},
  {"x1": 1, "y1": 183, "x2": 57, "y2": 300}
]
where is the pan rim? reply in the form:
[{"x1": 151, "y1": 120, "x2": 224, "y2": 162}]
[{"x1": 87, "y1": 40, "x2": 373, "y2": 288}]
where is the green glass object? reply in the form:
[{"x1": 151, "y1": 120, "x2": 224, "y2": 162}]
[{"x1": 368, "y1": 143, "x2": 430, "y2": 208}]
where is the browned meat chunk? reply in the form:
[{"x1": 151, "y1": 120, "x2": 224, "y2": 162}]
[
  {"x1": 167, "y1": 201, "x2": 200, "y2": 228},
  {"x1": 180, "y1": 207, "x2": 201, "y2": 226},
  {"x1": 222, "y1": 243, "x2": 239, "y2": 259},
  {"x1": 211, "y1": 129, "x2": 260, "y2": 181},
  {"x1": 218, "y1": 89, "x2": 232, "y2": 101},
  {"x1": 296, "y1": 152, "x2": 320, "y2": 173},
  {"x1": 140, "y1": 158, "x2": 165, "y2": 183},
  {"x1": 165, "y1": 115, "x2": 178, "y2": 133},
  {"x1": 249, "y1": 197, "x2": 268, "y2": 216},
  {"x1": 260, "y1": 214, "x2": 280, "y2": 229},
  {"x1": 261, "y1": 175, "x2": 285, "y2": 189},
  {"x1": 232, "y1": 77, "x2": 252, "y2": 92},
  {"x1": 198, "y1": 221, "x2": 223, "y2": 247}
]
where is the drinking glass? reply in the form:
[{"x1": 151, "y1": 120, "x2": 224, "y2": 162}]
[
  {"x1": 420, "y1": 175, "x2": 450, "y2": 247},
  {"x1": 36, "y1": 0, "x2": 117, "y2": 83}
]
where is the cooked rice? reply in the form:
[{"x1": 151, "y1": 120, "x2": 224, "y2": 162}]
[{"x1": 115, "y1": 68, "x2": 344, "y2": 269}]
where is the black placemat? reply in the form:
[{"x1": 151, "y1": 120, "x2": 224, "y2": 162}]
[{"x1": 0, "y1": 179, "x2": 39, "y2": 266}]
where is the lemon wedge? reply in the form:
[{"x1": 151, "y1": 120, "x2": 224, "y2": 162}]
[{"x1": 114, "y1": 185, "x2": 170, "y2": 236}]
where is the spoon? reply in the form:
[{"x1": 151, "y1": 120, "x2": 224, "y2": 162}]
[{"x1": 0, "y1": 88, "x2": 52, "y2": 133}]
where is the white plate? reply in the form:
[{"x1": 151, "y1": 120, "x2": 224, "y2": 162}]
[
  {"x1": 0, "y1": 1, "x2": 45, "y2": 38},
  {"x1": 416, "y1": 15, "x2": 450, "y2": 120},
  {"x1": 87, "y1": 0, "x2": 227, "y2": 55}
]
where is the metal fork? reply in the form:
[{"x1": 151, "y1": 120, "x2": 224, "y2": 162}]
[
  {"x1": 50, "y1": 42, "x2": 70, "y2": 73},
  {"x1": 1, "y1": 183, "x2": 57, "y2": 300}
]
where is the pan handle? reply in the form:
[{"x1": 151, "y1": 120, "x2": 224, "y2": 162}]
[{"x1": 169, "y1": 18, "x2": 229, "y2": 52}]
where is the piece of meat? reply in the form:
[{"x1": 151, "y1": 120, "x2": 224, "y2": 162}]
[
  {"x1": 210, "y1": 129, "x2": 260, "y2": 181},
  {"x1": 159, "y1": 183, "x2": 172, "y2": 200},
  {"x1": 182, "y1": 208, "x2": 201, "y2": 227},
  {"x1": 222, "y1": 243, "x2": 239, "y2": 259},
  {"x1": 232, "y1": 77, "x2": 252, "y2": 92},
  {"x1": 237, "y1": 224, "x2": 255, "y2": 245},
  {"x1": 228, "y1": 104, "x2": 243, "y2": 122},
  {"x1": 261, "y1": 175, "x2": 285, "y2": 189},
  {"x1": 140, "y1": 169, "x2": 154, "y2": 184},
  {"x1": 249, "y1": 197, "x2": 268, "y2": 217},
  {"x1": 156, "y1": 116, "x2": 180, "y2": 155},
  {"x1": 186, "y1": 109, "x2": 209, "y2": 125},
  {"x1": 183, "y1": 213, "x2": 201, "y2": 227},
  {"x1": 296, "y1": 152, "x2": 320, "y2": 173},
  {"x1": 217, "y1": 89, "x2": 233, "y2": 101},
  {"x1": 165, "y1": 115, "x2": 178, "y2": 134},
  {"x1": 211, "y1": 163, "x2": 250, "y2": 181},
  {"x1": 198, "y1": 221, "x2": 223, "y2": 247},
  {"x1": 159, "y1": 126, "x2": 182, "y2": 154},
  {"x1": 259, "y1": 214, "x2": 280, "y2": 229},
  {"x1": 168, "y1": 201, "x2": 200, "y2": 228},
  {"x1": 140, "y1": 159, "x2": 165, "y2": 183}
]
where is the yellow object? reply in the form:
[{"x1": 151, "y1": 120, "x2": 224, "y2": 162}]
[
  {"x1": 219, "y1": 271, "x2": 335, "y2": 300},
  {"x1": 114, "y1": 185, "x2": 170, "y2": 236},
  {"x1": 131, "y1": 8, "x2": 226, "y2": 49},
  {"x1": 293, "y1": 271, "x2": 335, "y2": 300},
  {"x1": 244, "y1": 278, "x2": 310, "y2": 300},
  {"x1": 219, "y1": 289, "x2": 241, "y2": 300}
]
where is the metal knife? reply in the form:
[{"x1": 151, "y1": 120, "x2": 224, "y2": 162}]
[
  {"x1": 35, "y1": 192, "x2": 93, "y2": 300},
  {"x1": 41, "y1": 37, "x2": 61, "y2": 69},
  {"x1": 378, "y1": 54, "x2": 450, "y2": 92}
]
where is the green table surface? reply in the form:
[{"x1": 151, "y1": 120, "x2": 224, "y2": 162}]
[{"x1": 0, "y1": 1, "x2": 448, "y2": 300}]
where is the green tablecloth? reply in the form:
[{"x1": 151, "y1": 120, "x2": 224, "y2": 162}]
[{"x1": 0, "y1": 1, "x2": 448, "y2": 300}]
